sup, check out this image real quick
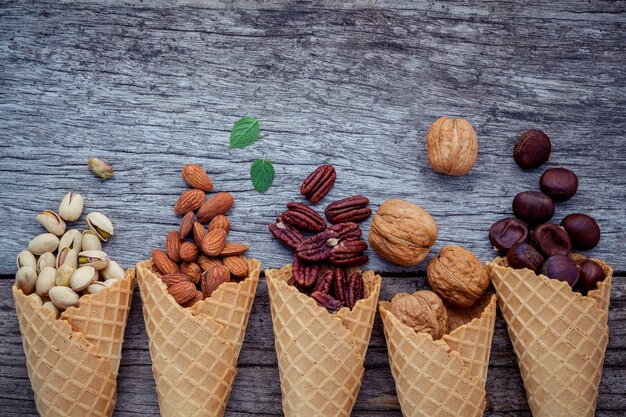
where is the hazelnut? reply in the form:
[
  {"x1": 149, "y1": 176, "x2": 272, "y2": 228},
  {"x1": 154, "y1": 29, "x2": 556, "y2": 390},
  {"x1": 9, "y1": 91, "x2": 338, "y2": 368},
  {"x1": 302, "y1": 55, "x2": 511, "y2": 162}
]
[
  {"x1": 561, "y1": 213, "x2": 601, "y2": 250},
  {"x1": 426, "y1": 116, "x2": 478, "y2": 176},
  {"x1": 390, "y1": 290, "x2": 449, "y2": 340},
  {"x1": 488, "y1": 217, "x2": 529, "y2": 253},
  {"x1": 539, "y1": 167, "x2": 578, "y2": 202},
  {"x1": 531, "y1": 223, "x2": 571, "y2": 257},
  {"x1": 513, "y1": 129, "x2": 551, "y2": 169},
  {"x1": 512, "y1": 191, "x2": 555, "y2": 225},
  {"x1": 507, "y1": 242, "x2": 544, "y2": 272},
  {"x1": 368, "y1": 199, "x2": 438, "y2": 266},
  {"x1": 427, "y1": 246, "x2": 489, "y2": 308},
  {"x1": 541, "y1": 254, "x2": 579, "y2": 288}
]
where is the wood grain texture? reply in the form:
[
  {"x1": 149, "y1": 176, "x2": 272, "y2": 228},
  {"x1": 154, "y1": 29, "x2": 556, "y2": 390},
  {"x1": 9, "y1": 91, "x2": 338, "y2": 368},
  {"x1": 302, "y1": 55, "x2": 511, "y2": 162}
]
[{"x1": 1, "y1": 1, "x2": 625, "y2": 416}]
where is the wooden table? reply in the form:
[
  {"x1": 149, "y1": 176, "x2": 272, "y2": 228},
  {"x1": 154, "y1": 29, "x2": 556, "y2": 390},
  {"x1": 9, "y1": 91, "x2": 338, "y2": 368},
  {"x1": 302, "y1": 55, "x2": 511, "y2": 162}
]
[{"x1": 1, "y1": 1, "x2": 624, "y2": 416}]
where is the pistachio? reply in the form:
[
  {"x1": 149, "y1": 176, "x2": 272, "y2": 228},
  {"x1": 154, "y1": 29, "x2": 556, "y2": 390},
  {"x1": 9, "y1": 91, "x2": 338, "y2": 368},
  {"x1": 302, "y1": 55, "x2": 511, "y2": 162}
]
[
  {"x1": 42, "y1": 301, "x2": 61, "y2": 318},
  {"x1": 88, "y1": 158, "x2": 114, "y2": 180},
  {"x1": 103, "y1": 279, "x2": 118, "y2": 288},
  {"x1": 28, "y1": 233, "x2": 60, "y2": 256},
  {"x1": 59, "y1": 229, "x2": 82, "y2": 253},
  {"x1": 56, "y1": 248, "x2": 78, "y2": 269},
  {"x1": 55, "y1": 263, "x2": 76, "y2": 287},
  {"x1": 81, "y1": 230, "x2": 102, "y2": 251},
  {"x1": 37, "y1": 252, "x2": 56, "y2": 273},
  {"x1": 28, "y1": 293, "x2": 44, "y2": 306},
  {"x1": 101, "y1": 260, "x2": 125, "y2": 280},
  {"x1": 86, "y1": 212, "x2": 115, "y2": 242},
  {"x1": 36, "y1": 210, "x2": 67, "y2": 236},
  {"x1": 15, "y1": 267, "x2": 37, "y2": 295},
  {"x1": 36, "y1": 267, "x2": 57, "y2": 297},
  {"x1": 94, "y1": 270, "x2": 101, "y2": 281},
  {"x1": 86, "y1": 281, "x2": 107, "y2": 294},
  {"x1": 78, "y1": 250, "x2": 109, "y2": 270},
  {"x1": 49, "y1": 286, "x2": 80, "y2": 310},
  {"x1": 58, "y1": 192, "x2": 85, "y2": 222},
  {"x1": 70, "y1": 266, "x2": 96, "y2": 291},
  {"x1": 17, "y1": 250, "x2": 37, "y2": 270}
]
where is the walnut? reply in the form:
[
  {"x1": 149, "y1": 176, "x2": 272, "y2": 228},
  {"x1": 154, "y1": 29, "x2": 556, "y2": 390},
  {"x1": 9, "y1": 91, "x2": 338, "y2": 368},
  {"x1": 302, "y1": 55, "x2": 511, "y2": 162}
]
[
  {"x1": 368, "y1": 199, "x2": 438, "y2": 266},
  {"x1": 390, "y1": 290, "x2": 449, "y2": 339},
  {"x1": 427, "y1": 246, "x2": 489, "y2": 308},
  {"x1": 426, "y1": 116, "x2": 478, "y2": 176}
]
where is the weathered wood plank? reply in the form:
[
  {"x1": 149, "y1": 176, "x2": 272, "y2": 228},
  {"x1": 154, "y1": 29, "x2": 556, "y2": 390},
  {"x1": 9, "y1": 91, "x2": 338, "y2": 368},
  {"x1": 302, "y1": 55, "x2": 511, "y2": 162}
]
[{"x1": 0, "y1": 275, "x2": 624, "y2": 416}]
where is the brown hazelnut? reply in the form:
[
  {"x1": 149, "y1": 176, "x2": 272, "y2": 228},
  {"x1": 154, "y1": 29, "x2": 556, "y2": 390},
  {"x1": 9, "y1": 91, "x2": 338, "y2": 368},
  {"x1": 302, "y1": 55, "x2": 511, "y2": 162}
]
[
  {"x1": 390, "y1": 290, "x2": 449, "y2": 340},
  {"x1": 427, "y1": 246, "x2": 489, "y2": 308},
  {"x1": 426, "y1": 116, "x2": 478, "y2": 176},
  {"x1": 368, "y1": 199, "x2": 438, "y2": 266},
  {"x1": 513, "y1": 129, "x2": 551, "y2": 169}
]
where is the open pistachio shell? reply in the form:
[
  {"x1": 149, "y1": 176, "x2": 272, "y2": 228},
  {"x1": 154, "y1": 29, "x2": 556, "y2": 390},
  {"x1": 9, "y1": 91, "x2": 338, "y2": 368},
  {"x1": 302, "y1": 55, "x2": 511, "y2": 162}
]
[
  {"x1": 42, "y1": 301, "x2": 61, "y2": 318},
  {"x1": 56, "y1": 248, "x2": 78, "y2": 269},
  {"x1": 101, "y1": 260, "x2": 125, "y2": 280},
  {"x1": 36, "y1": 210, "x2": 67, "y2": 236},
  {"x1": 37, "y1": 252, "x2": 56, "y2": 273},
  {"x1": 17, "y1": 250, "x2": 37, "y2": 270},
  {"x1": 78, "y1": 250, "x2": 109, "y2": 270},
  {"x1": 56, "y1": 263, "x2": 76, "y2": 287},
  {"x1": 58, "y1": 192, "x2": 84, "y2": 222},
  {"x1": 59, "y1": 229, "x2": 82, "y2": 253},
  {"x1": 86, "y1": 281, "x2": 107, "y2": 294},
  {"x1": 86, "y1": 212, "x2": 115, "y2": 242}
]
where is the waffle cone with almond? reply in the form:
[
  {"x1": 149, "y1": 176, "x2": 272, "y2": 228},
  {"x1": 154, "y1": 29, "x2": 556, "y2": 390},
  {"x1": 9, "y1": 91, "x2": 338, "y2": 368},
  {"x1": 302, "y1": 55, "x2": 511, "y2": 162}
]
[{"x1": 13, "y1": 269, "x2": 135, "y2": 417}]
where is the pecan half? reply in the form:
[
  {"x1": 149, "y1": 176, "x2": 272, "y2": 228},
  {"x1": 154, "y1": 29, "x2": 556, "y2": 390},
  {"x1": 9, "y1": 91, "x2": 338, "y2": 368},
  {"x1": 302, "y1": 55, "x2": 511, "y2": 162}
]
[
  {"x1": 293, "y1": 256, "x2": 318, "y2": 287},
  {"x1": 330, "y1": 240, "x2": 368, "y2": 267},
  {"x1": 312, "y1": 269, "x2": 333, "y2": 293},
  {"x1": 282, "y1": 202, "x2": 326, "y2": 232},
  {"x1": 345, "y1": 272, "x2": 364, "y2": 309},
  {"x1": 325, "y1": 196, "x2": 371, "y2": 224},
  {"x1": 311, "y1": 291, "x2": 343, "y2": 313},
  {"x1": 332, "y1": 268, "x2": 347, "y2": 304},
  {"x1": 300, "y1": 164, "x2": 336, "y2": 203},
  {"x1": 296, "y1": 222, "x2": 362, "y2": 263},
  {"x1": 268, "y1": 217, "x2": 305, "y2": 249}
]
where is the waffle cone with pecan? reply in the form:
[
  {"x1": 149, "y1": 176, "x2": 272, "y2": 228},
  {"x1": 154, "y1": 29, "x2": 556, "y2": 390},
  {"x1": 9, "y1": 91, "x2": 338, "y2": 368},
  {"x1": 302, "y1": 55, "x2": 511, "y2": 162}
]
[{"x1": 266, "y1": 263, "x2": 381, "y2": 417}]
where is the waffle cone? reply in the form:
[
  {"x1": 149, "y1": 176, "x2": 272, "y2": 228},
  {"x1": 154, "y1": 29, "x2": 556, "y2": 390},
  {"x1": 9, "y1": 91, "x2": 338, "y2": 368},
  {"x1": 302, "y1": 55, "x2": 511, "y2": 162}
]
[
  {"x1": 137, "y1": 258, "x2": 260, "y2": 417},
  {"x1": 13, "y1": 269, "x2": 136, "y2": 417},
  {"x1": 379, "y1": 293, "x2": 496, "y2": 417},
  {"x1": 266, "y1": 264, "x2": 382, "y2": 417},
  {"x1": 488, "y1": 255, "x2": 613, "y2": 417}
]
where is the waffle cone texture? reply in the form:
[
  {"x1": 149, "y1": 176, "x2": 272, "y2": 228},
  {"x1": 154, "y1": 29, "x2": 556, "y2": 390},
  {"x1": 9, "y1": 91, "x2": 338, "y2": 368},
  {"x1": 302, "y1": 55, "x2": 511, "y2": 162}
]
[
  {"x1": 13, "y1": 268, "x2": 135, "y2": 417},
  {"x1": 137, "y1": 258, "x2": 260, "y2": 417},
  {"x1": 265, "y1": 264, "x2": 382, "y2": 417},
  {"x1": 488, "y1": 255, "x2": 612, "y2": 417},
  {"x1": 379, "y1": 293, "x2": 496, "y2": 417}
]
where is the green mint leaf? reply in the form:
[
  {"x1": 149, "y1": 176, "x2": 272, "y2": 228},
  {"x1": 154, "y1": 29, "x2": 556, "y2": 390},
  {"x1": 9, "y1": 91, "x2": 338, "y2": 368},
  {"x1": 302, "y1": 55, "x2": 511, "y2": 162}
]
[
  {"x1": 250, "y1": 159, "x2": 275, "y2": 193},
  {"x1": 230, "y1": 116, "x2": 260, "y2": 148}
]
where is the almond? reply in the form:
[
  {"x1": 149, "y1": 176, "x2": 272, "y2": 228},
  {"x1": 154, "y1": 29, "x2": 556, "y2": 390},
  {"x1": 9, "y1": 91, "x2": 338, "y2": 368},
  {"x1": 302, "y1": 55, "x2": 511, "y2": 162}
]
[
  {"x1": 153, "y1": 249, "x2": 179, "y2": 275},
  {"x1": 174, "y1": 189, "x2": 206, "y2": 216},
  {"x1": 168, "y1": 281, "x2": 196, "y2": 305},
  {"x1": 197, "y1": 255, "x2": 223, "y2": 273},
  {"x1": 220, "y1": 242, "x2": 250, "y2": 257},
  {"x1": 180, "y1": 262, "x2": 202, "y2": 284},
  {"x1": 181, "y1": 290, "x2": 204, "y2": 308},
  {"x1": 208, "y1": 215, "x2": 231, "y2": 233},
  {"x1": 193, "y1": 222, "x2": 207, "y2": 246},
  {"x1": 179, "y1": 211, "x2": 195, "y2": 239},
  {"x1": 180, "y1": 241, "x2": 199, "y2": 263},
  {"x1": 160, "y1": 273, "x2": 191, "y2": 288},
  {"x1": 166, "y1": 230, "x2": 182, "y2": 262},
  {"x1": 182, "y1": 164, "x2": 214, "y2": 192},
  {"x1": 200, "y1": 228, "x2": 227, "y2": 257},
  {"x1": 197, "y1": 192, "x2": 234, "y2": 223},
  {"x1": 201, "y1": 265, "x2": 230, "y2": 298},
  {"x1": 223, "y1": 256, "x2": 248, "y2": 278}
]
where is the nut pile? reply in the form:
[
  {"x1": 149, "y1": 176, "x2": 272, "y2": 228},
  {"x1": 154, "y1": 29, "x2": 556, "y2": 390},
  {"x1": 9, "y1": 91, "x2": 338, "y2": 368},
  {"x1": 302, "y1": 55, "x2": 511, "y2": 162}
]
[
  {"x1": 15, "y1": 192, "x2": 123, "y2": 318},
  {"x1": 489, "y1": 129, "x2": 605, "y2": 294},
  {"x1": 152, "y1": 164, "x2": 250, "y2": 307},
  {"x1": 268, "y1": 164, "x2": 371, "y2": 313}
]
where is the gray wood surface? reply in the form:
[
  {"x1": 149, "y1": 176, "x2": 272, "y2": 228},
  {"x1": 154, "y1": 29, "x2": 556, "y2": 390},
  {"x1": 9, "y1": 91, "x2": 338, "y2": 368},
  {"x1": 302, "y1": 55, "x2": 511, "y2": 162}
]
[{"x1": 0, "y1": 1, "x2": 624, "y2": 416}]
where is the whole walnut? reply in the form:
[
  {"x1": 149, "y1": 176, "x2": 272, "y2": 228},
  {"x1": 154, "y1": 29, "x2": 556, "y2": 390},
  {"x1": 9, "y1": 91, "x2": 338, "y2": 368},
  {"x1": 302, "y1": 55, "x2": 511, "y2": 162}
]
[
  {"x1": 427, "y1": 246, "x2": 489, "y2": 307},
  {"x1": 426, "y1": 116, "x2": 478, "y2": 176},
  {"x1": 390, "y1": 290, "x2": 449, "y2": 339},
  {"x1": 368, "y1": 199, "x2": 438, "y2": 266}
]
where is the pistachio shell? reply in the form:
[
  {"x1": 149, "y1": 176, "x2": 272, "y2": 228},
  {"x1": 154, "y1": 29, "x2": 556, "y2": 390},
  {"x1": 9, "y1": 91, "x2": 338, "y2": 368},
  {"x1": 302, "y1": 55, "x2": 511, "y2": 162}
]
[
  {"x1": 70, "y1": 266, "x2": 96, "y2": 291},
  {"x1": 58, "y1": 192, "x2": 84, "y2": 222},
  {"x1": 59, "y1": 229, "x2": 82, "y2": 253},
  {"x1": 78, "y1": 250, "x2": 109, "y2": 270},
  {"x1": 37, "y1": 252, "x2": 56, "y2": 273},
  {"x1": 56, "y1": 248, "x2": 78, "y2": 269},
  {"x1": 36, "y1": 210, "x2": 67, "y2": 236},
  {"x1": 28, "y1": 293, "x2": 44, "y2": 306},
  {"x1": 101, "y1": 260, "x2": 125, "y2": 280},
  {"x1": 28, "y1": 233, "x2": 60, "y2": 256},
  {"x1": 15, "y1": 267, "x2": 37, "y2": 295},
  {"x1": 17, "y1": 250, "x2": 37, "y2": 270},
  {"x1": 49, "y1": 286, "x2": 79, "y2": 310},
  {"x1": 81, "y1": 230, "x2": 102, "y2": 251},
  {"x1": 86, "y1": 281, "x2": 107, "y2": 294},
  {"x1": 88, "y1": 158, "x2": 114, "y2": 180},
  {"x1": 42, "y1": 301, "x2": 61, "y2": 318},
  {"x1": 36, "y1": 267, "x2": 57, "y2": 297},
  {"x1": 86, "y1": 212, "x2": 115, "y2": 241},
  {"x1": 55, "y1": 263, "x2": 76, "y2": 287},
  {"x1": 103, "y1": 279, "x2": 118, "y2": 288}
]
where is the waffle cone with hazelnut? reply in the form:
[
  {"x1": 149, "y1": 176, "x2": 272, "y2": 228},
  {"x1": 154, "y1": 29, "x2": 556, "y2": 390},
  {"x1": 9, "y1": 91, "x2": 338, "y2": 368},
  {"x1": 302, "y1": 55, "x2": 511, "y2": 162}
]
[
  {"x1": 266, "y1": 264, "x2": 382, "y2": 417},
  {"x1": 488, "y1": 255, "x2": 612, "y2": 417},
  {"x1": 12, "y1": 269, "x2": 135, "y2": 417},
  {"x1": 136, "y1": 258, "x2": 260, "y2": 417},
  {"x1": 379, "y1": 293, "x2": 497, "y2": 417}
]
